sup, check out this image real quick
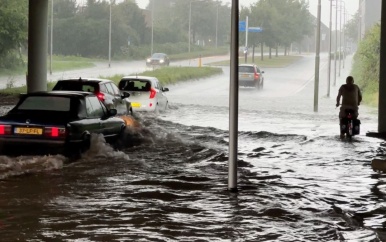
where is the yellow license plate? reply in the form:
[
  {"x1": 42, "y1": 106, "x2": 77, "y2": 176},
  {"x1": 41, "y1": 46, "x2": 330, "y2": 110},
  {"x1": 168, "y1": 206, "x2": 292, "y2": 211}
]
[
  {"x1": 241, "y1": 74, "x2": 249, "y2": 78},
  {"x1": 15, "y1": 127, "x2": 43, "y2": 135},
  {"x1": 131, "y1": 102, "x2": 141, "y2": 108}
]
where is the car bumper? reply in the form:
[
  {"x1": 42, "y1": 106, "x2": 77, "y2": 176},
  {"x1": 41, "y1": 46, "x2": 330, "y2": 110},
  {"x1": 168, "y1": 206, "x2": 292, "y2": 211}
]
[
  {"x1": 239, "y1": 80, "x2": 257, "y2": 87},
  {"x1": 0, "y1": 137, "x2": 82, "y2": 155}
]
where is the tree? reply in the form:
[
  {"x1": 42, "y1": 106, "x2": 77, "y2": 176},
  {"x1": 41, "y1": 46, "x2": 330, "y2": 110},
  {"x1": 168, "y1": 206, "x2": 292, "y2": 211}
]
[
  {"x1": 345, "y1": 11, "x2": 360, "y2": 43},
  {"x1": 0, "y1": 0, "x2": 28, "y2": 68}
]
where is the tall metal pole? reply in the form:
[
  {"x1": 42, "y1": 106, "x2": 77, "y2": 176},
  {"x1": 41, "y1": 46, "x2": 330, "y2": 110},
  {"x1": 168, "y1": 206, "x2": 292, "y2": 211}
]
[
  {"x1": 378, "y1": 0, "x2": 386, "y2": 133},
  {"x1": 50, "y1": 0, "x2": 53, "y2": 75},
  {"x1": 327, "y1": 0, "x2": 332, "y2": 97},
  {"x1": 334, "y1": 0, "x2": 338, "y2": 86},
  {"x1": 151, "y1": 0, "x2": 154, "y2": 55},
  {"x1": 108, "y1": 0, "x2": 112, "y2": 68},
  {"x1": 314, "y1": 0, "x2": 321, "y2": 112},
  {"x1": 343, "y1": 7, "x2": 346, "y2": 69},
  {"x1": 228, "y1": 0, "x2": 239, "y2": 193},
  {"x1": 244, "y1": 16, "x2": 248, "y2": 63},
  {"x1": 215, "y1": 4, "x2": 219, "y2": 49},
  {"x1": 338, "y1": 0, "x2": 343, "y2": 77},
  {"x1": 188, "y1": 1, "x2": 192, "y2": 53}
]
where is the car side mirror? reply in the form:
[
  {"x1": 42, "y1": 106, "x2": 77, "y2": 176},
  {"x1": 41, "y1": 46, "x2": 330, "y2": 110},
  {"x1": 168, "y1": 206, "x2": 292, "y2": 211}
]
[
  {"x1": 108, "y1": 109, "x2": 117, "y2": 117},
  {"x1": 163, "y1": 87, "x2": 169, "y2": 92},
  {"x1": 121, "y1": 91, "x2": 130, "y2": 98}
]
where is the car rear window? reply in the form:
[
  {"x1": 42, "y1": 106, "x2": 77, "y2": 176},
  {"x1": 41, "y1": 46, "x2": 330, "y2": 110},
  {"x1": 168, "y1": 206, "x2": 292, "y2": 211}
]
[
  {"x1": 17, "y1": 96, "x2": 71, "y2": 111},
  {"x1": 119, "y1": 80, "x2": 151, "y2": 92},
  {"x1": 239, "y1": 66, "x2": 255, "y2": 73},
  {"x1": 53, "y1": 81, "x2": 98, "y2": 93}
]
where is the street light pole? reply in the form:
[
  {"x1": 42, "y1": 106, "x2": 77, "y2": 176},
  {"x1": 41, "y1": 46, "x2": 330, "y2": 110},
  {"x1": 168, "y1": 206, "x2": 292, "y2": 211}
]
[
  {"x1": 338, "y1": 0, "x2": 345, "y2": 77},
  {"x1": 314, "y1": 0, "x2": 321, "y2": 112},
  {"x1": 151, "y1": 0, "x2": 154, "y2": 55},
  {"x1": 327, "y1": 0, "x2": 332, "y2": 97},
  {"x1": 50, "y1": 0, "x2": 53, "y2": 75},
  {"x1": 215, "y1": 4, "x2": 219, "y2": 49},
  {"x1": 334, "y1": 0, "x2": 338, "y2": 86},
  {"x1": 108, "y1": 0, "x2": 112, "y2": 68},
  {"x1": 188, "y1": 1, "x2": 192, "y2": 53}
]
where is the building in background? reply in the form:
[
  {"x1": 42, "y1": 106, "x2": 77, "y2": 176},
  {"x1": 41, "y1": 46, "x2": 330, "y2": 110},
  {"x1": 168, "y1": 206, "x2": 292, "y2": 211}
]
[{"x1": 359, "y1": 0, "x2": 381, "y2": 40}]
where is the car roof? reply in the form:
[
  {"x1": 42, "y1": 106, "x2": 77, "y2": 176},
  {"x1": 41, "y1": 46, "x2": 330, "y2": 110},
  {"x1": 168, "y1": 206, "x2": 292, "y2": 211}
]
[
  {"x1": 58, "y1": 77, "x2": 113, "y2": 84},
  {"x1": 120, "y1": 76, "x2": 158, "y2": 81},
  {"x1": 20, "y1": 91, "x2": 94, "y2": 98},
  {"x1": 239, "y1": 64, "x2": 256, "y2": 67}
]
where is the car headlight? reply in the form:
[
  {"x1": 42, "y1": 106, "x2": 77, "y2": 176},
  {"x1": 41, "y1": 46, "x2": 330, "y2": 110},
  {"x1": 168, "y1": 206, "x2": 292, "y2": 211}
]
[
  {"x1": 160, "y1": 59, "x2": 164, "y2": 63},
  {"x1": 146, "y1": 59, "x2": 151, "y2": 62}
]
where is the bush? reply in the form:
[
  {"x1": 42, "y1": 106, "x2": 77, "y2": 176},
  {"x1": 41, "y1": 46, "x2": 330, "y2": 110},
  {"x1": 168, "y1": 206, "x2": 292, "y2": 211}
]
[{"x1": 350, "y1": 23, "x2": 380, "y2": 106}]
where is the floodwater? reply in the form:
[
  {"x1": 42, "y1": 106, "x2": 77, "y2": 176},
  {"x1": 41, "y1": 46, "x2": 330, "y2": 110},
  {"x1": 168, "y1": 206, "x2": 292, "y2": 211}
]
[{"x1": 0, "y1": 54, "x2": 386, "y2": 241}]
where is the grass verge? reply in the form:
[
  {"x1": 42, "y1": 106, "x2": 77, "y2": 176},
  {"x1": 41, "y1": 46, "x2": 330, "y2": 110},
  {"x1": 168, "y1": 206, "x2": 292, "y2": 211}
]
[
  {"x1": 0, "y1": 66, "x2": 223, "y2": 102},
  {"x1": 103, "y1": 66, "x2": 223, "y2": 86},
  {"x1": 208, "y1": 55, "x2": 303, "y2": 68},
  {"x1": 0, "y1": 55, "x2": 97, "y2": 77}
]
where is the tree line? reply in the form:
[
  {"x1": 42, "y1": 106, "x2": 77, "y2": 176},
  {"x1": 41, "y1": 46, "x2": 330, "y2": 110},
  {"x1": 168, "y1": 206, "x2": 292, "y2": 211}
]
[{"x1": 1, "y1": 0, "x2": 316, "y2": 69}]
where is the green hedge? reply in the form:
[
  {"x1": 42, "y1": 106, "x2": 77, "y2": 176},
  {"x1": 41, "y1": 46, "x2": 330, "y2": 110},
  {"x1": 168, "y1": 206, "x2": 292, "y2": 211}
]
[{"x1": 350, "y1": 23, "x2": 380, "y2": 106}]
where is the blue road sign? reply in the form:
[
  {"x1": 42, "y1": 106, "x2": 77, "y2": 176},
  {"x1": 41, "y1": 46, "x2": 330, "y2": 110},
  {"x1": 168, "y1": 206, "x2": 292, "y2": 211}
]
[{"x1": 239, "y1": 21, "x2": 246, "y2": 32}]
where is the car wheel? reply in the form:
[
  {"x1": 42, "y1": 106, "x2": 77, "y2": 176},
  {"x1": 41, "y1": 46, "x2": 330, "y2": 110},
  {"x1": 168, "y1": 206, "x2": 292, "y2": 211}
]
[{"x1": 260, "y1": 80, "x2": 264, "y2": 89}]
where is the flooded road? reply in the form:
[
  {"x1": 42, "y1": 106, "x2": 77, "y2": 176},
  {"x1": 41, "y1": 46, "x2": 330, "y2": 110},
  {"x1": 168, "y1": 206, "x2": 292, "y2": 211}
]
[{"x1": 1, "y1": 54, "x2": 386, "y2": 241}]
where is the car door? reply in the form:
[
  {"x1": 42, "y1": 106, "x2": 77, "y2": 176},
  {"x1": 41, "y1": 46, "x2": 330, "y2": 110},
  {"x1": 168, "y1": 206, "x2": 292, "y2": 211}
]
[
  {"x1": 85, "y1": 96, "x2": 104, "y2": 135},
  {"x1": 106, "y1": 83, "x2": 126, "y2": 115},
  {"x1": 154, "y1": 79, "x2": 167, "y2": 109}
]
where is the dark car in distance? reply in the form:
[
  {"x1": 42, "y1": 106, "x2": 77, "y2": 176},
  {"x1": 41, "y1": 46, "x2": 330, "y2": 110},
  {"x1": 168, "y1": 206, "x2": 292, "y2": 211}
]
[
  {"x1": 0, "y1": 91, "x2": 126, "y2": 157},
  {"x1": 52, "y1": 78, "x2": 132, "y2": 115},
  {"x1": 146, "y1": 53, "x2": 170, "y2": 67}
]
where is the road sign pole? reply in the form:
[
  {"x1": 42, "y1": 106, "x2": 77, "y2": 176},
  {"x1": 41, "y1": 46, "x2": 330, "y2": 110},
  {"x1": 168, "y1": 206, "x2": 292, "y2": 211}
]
[{"x1": 245, "y1": 16, "x2": 248, "y2": 63}]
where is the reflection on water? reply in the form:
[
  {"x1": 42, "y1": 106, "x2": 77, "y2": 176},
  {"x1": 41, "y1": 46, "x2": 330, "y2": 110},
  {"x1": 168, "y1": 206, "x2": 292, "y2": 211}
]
[{"x1": 0, "y1": 106, "x2": 385, "y2": 241}]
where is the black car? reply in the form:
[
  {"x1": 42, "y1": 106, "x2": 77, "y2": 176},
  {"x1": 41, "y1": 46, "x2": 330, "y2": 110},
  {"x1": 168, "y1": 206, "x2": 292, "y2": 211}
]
[
  {"x1": 52, "y1": 78, "x2": 132, "y2": 115},
  {"x1": 0, "y1": 91, "x2": 126, "y2": 157},
  {"x1": 146, "y1": 53, "x2": 170, "y2": 67}
]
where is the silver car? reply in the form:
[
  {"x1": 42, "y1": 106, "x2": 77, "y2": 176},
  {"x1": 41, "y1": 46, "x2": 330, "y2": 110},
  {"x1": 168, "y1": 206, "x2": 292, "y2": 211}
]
[
  {"x1": 238, "y1": 64, "x2": 265, "y2": 89},
  {"x1": 118, "y1": 76, "x2": 169, "y2": 112},
  {"x1": 52, "y1": 78, "x2": 132, "y2": 115}
]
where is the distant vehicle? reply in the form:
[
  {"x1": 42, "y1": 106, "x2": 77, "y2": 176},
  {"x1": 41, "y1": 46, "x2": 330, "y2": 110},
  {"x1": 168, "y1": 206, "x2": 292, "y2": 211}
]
[
  {"x1": 239, "y1": 46, "x2": 248, "y2": 57},
  {"x1": 118, "y1": 76, "x2": 169, "y2": 113},
  {"x1": 0, "y1": 91, "x2": 126, "y2": 157},
  {"x1": 146, "y1": 53, "x2": 170, "y2": 67},
  {"x1": 52, "y1": 78, "x2": 132, "y2": 115},
  {"x1": 238, "y1": 64, "x2": 265, "y2": 89}
]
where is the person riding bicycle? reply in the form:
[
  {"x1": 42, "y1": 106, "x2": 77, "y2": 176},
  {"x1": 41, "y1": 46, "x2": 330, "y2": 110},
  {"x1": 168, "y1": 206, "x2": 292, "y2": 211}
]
[{"x1": 336, "y1": 76, "x2": 362, "y2": 137}]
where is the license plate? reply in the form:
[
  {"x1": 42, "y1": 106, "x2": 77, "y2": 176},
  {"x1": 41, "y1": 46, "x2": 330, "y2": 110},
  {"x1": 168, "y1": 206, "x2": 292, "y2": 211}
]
[
  {"x1": 241, "y1": 74, "x2": 250, "y2": 78},
  {"x1": 131, "y1": 102, "x2": 141, "y2": 108},
  {"x1": 14, "y1": 127, "x2": 43, "y2": 135}
]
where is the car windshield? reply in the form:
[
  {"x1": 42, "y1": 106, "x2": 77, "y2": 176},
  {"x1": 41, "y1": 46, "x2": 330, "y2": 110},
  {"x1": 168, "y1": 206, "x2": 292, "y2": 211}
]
[
  {"x1": 17, "y1": 96, "x2": 71, "y2": 111},
  {"x1": 152, "y1": 53, "x2": 164, "y2": 58},
  {"x1": 121, "y1": 80, "x2": 151, "y2": 92},
  {"x1": 53, "y1": 81, "x2": 97, "y2": 93},
  {"x1": 238, "y1": 66, "x2": 255, "y2": 73}
]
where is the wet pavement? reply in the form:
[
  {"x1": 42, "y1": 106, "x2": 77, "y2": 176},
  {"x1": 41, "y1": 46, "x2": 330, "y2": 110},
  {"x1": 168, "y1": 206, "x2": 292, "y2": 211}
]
[{"x1": 0, "y1": 53, "x2": 386, "y2": 241}]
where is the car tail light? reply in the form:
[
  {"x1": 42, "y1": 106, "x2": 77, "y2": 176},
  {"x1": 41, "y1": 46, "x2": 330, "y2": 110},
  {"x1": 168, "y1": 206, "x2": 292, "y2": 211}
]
[
  {"x1": 96, "y1": 92, "x2": 105, "y2": 102},
  {"x1": 347, "y1": 113, "x2": 352, "y2": 119},
  {"x1": 254, "y1": 72, "x2": 260, "y2": 79},
  {"x1": 45, "y1": 127, "x2": 66, "y2": 138},
  {"x1": 149, "y1": 88, "x2": 156, "y2": 99},
  {"x1": 0, "y1": 125, "x2": 12, "y2": 135}
]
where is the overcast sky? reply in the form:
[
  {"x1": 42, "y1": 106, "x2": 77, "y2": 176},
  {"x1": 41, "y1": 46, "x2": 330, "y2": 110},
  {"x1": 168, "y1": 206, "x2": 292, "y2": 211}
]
[{"x1": 136, "y1": 0, "x2": 359, "y2": 27}]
